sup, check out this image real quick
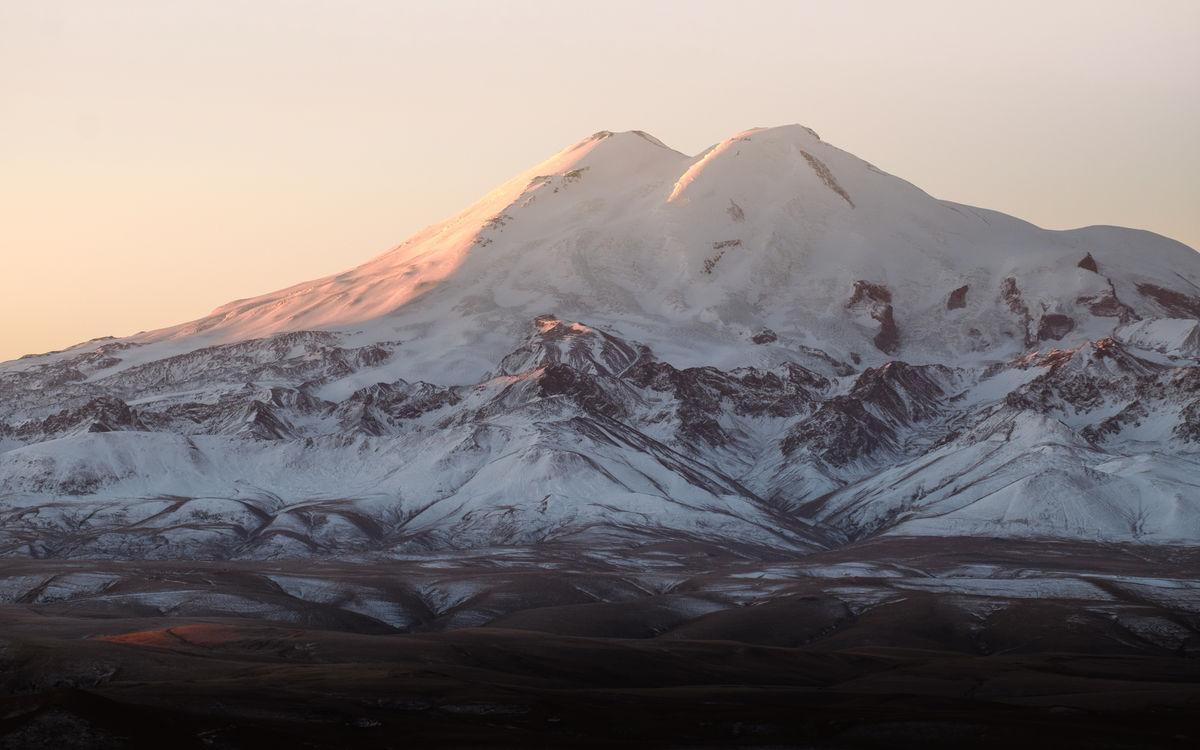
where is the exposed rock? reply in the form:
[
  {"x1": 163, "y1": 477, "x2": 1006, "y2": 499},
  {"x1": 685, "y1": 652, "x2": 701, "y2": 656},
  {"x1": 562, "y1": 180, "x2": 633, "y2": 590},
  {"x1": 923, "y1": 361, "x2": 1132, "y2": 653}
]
[
  {"x1": 626, "y1": 358, "x2": 830, "y2": 404},
  {"x1": 1001, "y1": 277, "x2": 1035, "y2": 347},
  {"x1": 1078, "y1": 253, "x2": 1099, "y2": 273},
  {"x1": 336, "y1": 381, "x2": 461, "y2": 435},
  {"x1": 1077, "y1": 280, "x2": 1137, "y2": 324},
  {"x1": 1082, "y1": 401, "x2": 1148, "y2": 444},
  {"x1": 849, "y1": 281, "x2": 892, "y2": 306},
  {"x1": 799, "y1": 150, "x2": 854, "y2": 207},
  {"x1": 537, "y1": 364, "x2": 627, "y2": 419},
  {"x1": 751, "y1": 329, "x2": 777, "y2": 344},
  {"x1": 781, "y1": 395, "x2": 894, "y2": 466},
  {"x1": 1115, "y1": 318, "x2": 1200, "y2": 358},
  {"x1": 236, "y1": 401, "x2": 296, "y2": 441},
  {"x1": 947, "y1": 285, "x2": 969, "y2": 310},
  {"x1": 2, "y1": 313, "x2": 1199, "y2": 556},
  {"x1": 1137, "y1": 283, "x2": 1200, "y2": 319},
  {"x1": 1176, "y1": 399, "x2": 1200, "y2": 443},
  {"x1": 872, "y1": 307, "x2": 901, "y2": 354},
  {"x1": 1005, "y1": 338, "x2": 1164, "y2": 415},
  {"x1": 848, "y1": 361, "x2": 955, "y2": 423},
  {"x1": 1037, "y1": 314, "x2": 1076, "y2": 342},
  {"x1": 782, "y1": 361, "x2": 954, "y2": 466},
  {"x1": 847, "y1": 281, "x2": 899, "y2": 354},
  {"x1": 20, "y1": 396, "x2": 144, "y2": 438},
  {"x1": 499, "y1": 317, "x2": 648, "y2": 377}
]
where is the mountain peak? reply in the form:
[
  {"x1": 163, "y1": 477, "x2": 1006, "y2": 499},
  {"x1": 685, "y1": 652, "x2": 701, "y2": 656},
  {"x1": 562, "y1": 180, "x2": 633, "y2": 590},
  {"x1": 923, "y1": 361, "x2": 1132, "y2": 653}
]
[
  {"x1": 3, "y1": 123, "x2": 1200, "y2": 563},
  {"x1": 735, "y1": 123, "x2": 822, "y2": 142},
  {"x1": 577, "y1": 129, "x2": 675, "y2": 151},
  {"x1": 32, "y1": 123, "x2": 1196, "y2": 388}
]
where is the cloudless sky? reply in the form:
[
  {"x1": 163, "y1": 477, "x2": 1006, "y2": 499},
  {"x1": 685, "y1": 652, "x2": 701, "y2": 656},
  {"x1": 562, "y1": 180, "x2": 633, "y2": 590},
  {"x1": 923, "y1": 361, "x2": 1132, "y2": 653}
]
[{"x1": 1, "y1": 0, "x2": 1197, "y2": 361}]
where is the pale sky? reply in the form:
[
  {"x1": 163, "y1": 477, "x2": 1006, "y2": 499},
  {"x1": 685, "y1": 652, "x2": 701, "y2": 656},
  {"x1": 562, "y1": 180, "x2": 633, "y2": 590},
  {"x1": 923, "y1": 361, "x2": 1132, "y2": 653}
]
[{"x1": 2, "y1": 0, "x2": 1197, "y2": 361}]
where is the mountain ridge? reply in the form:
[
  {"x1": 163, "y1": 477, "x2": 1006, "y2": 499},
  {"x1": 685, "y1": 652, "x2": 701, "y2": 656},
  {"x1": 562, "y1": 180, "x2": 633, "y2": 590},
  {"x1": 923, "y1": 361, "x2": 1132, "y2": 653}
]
[
  {"x1": 9, "y1": 124, "x2": 1199, "y2": 378},
  {"x1": 2, "y1": 125, "x2": 1198, "y2": 558}
]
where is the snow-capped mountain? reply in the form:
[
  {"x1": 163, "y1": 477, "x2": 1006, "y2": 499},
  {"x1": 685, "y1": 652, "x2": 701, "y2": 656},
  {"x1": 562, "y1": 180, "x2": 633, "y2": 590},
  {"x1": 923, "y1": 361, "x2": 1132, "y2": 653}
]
[{"x1": 2, "y1": 125, "x2": 1198, "y2": 558}]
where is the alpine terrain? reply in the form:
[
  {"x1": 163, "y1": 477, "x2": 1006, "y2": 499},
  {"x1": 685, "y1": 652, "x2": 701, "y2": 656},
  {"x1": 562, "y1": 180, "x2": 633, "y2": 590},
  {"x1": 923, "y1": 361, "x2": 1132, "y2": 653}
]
[
  {"x1": 3, "y1": 124, "x2": 1199, "y2": 556},
  {"x1": 2, "y1": 126, "x2": 1198, "y2": 748}
]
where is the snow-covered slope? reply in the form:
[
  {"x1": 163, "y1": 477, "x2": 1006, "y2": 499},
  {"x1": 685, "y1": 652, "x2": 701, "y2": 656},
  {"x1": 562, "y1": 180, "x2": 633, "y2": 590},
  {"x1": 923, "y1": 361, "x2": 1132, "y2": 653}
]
[{"x1": 2, "y1": 125, "x2": 1198, "y2": 558}]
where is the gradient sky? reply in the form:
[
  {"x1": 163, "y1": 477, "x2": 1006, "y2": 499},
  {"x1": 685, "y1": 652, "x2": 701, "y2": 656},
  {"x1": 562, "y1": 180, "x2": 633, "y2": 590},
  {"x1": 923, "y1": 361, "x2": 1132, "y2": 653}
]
[{"x1": 2, "y1": 0, "x2": 1197, "y2": 361}]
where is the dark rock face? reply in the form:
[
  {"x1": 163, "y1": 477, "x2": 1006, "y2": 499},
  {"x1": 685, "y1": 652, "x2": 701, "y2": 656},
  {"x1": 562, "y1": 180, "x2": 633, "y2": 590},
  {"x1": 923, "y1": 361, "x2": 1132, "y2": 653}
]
[
  {"x1": 1000, "y1": 277, "x2": 1022, "y2": 312},
  {"x1": 872, "y1": 307, "x2": 900, "y2": 355},
  {"x1": 1005, "y1": 338, "x2": 1165, "y2": 415},
  {"x1": 1077, "y1": 280, "x2": 1137, "y2": 324},
  {"x1": 703, "y1": 240, "x2": 742, "y2": 275},
  {"x1": 1177, "y1": 400, "x2": 1200, "y2": 443},
  {"x1": 1082, "y1": 401, "x2": 1148, "y2": 444},
  {"x1": 537, "y1": 364, "x2": 627, "y2": 420},
  {"x1": 1137, "y1": 283, "x2": 1200, "y2": 318},
  {"x1": 781, "y1": 361, "x2": 954, "y2": 467},
  {"x1": 499, "y1": 317, "x2": 648, "y2": 377},
  {"x1": 781, "y1": 395, "x2": 893, "y2": 466},
  {"x1": 751, "y1": 329, "x2": 777, "y2": 344},
  {"x1": 335, "y1": 381, "x2": 461, "y2": 435},
  {"x1": 849, "y1": 362, "x2": 953, "y2": 423},
  {"x1": 19, "y1": 396, "x2": 143, "y2": 438},
  {"x1": 849, "y1": 281, "x2": 892, "y2": 305},
  {"x1": 1001, "y1": 277, "x2": 1035, "y2": 347},
  {"x1": 946, "y1": 285, "x2": 969, "y2": 310},
  {"x1": 1077, "y1": 253, "x2": 1099, "y2": 273},
  {"x1": 628, "y1": 359, "x2": 828, "y2": 447},
  {"x1": 95, "y1": 331, "x2": 394, "y2": 401},
  {"x1": 1036, "y1": 314, "x2": 1075, "y2": 342},
  {"x1": 799, "y1": 149, "x2": 854, "y2": 207},
  {"x1": 1061, "y1": 365, "x2": 1200, "y2": 447},
  {"x1": 847, "y1": 281, "x2": 899, "y2": 354},
  {"x1": 237, "y1": 401, "x2": 296, "y2": 440},
  {"x1": 469, "y1": 319, "x2": 839, "y2": 451}
]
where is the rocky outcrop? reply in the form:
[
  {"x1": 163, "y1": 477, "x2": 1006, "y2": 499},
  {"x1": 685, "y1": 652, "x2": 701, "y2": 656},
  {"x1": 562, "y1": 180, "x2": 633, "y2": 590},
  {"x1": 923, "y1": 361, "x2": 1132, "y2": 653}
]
[
  {"x1": 703, "y1": 240, "x2": 741, "y2": 274},
  {"x1": 849, "y1": 361, "x2": 956, "y2": 424},
  {"x1": 947, "y1": 285, "x2": 969, "y2": 310},
  {"x1": 847, "y1": 281, "x2": 899, "y2": 354},
  {"x1": 1001, "y1": 277, "x2": 1035, "y2": 347},
  {"x1": 1036, "y1": 313, "x2": 1075, "y2": 342},
  {"x1": 1137, "y1": 283, "x2": 1200, "y2": 319},
  {"x1": 1078, "y1": 279, "x2": 1137, "y2": 324},
  {"x1": 799, "y1": 150, "x2": 854, "y2": 207},
  {"x1": 1078, "y1": 253, "x2": 1099, "y2": 273},
  {"x1": 499, "y1": 317, "x2": 649, "y2": 377},
  {"x1": 234, "y1": 401, "x2": 297, "y2": 441},
  {"x1": 781, "y1": 396, "x2": 895, "y2": 467},
  {"x1": 20, "y1": 396, "x2": 144, "y2": 438},
  {"x1": 1005, "y1": 338, "x2": 1164, "y2": 415},
  {"x1": 1115, "y1": 318, "x2": 1200, "y2": 358},
  {"x1": 629, "y1": 359, "x2": 827, "y2": 446},
  {"x1": 1082, "y1": 401, "x2": 1148, "y2": 445},
  {"x1": 1176, "y1": 400, "x2": 1200, "y2": 443},
  {"x1": 2, "y1": 313, "x2": 1200, "y2": 556},
  {"x1": 336, "y1": 381, "x2": 461, "y2": 435},
  {"x1": 781, "y1": 361, "x2": 955, "y2": 468},
  {"x1": 536, "y1": 364, "x2": 629, "y2": 420}
]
